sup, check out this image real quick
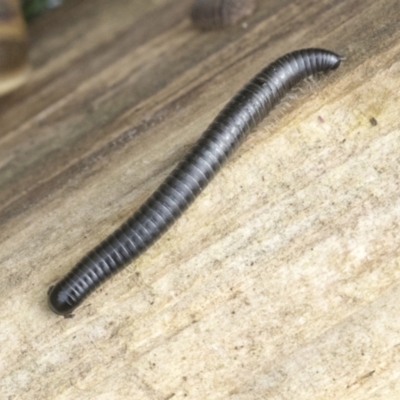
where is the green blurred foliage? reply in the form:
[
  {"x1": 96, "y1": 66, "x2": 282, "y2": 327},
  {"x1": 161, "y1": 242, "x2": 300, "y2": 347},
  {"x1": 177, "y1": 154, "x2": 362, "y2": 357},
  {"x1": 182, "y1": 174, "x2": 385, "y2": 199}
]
[{"x1": 22, "y1": 0, "x2": 63, "y2": 21}]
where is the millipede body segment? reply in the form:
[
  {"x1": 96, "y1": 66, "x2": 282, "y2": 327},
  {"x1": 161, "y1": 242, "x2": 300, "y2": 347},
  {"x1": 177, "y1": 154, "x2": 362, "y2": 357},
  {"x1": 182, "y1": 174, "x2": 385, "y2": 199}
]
[{"x1": 48, "y1": 48, "x2": 342, "y2": 316}]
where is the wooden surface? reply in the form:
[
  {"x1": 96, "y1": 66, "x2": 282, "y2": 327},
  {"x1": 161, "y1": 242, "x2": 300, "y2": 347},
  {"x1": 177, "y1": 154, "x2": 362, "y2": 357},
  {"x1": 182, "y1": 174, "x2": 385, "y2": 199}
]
[
  {"x1": 1, "y1": 0, "x2": 400, "y2": 398},
  {"x1": 0, "y1": 0, "x2": 29, "y2": 96}
]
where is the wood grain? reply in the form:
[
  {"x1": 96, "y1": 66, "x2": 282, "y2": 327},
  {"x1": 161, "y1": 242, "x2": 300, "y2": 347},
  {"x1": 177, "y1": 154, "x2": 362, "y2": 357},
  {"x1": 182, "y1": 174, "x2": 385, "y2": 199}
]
[
  {"x1": 0, "y1": 0, "x2": 29, "y2": 95},
  {"x1": 1, "y1": 0, "x2": 400, "y2": 398}
]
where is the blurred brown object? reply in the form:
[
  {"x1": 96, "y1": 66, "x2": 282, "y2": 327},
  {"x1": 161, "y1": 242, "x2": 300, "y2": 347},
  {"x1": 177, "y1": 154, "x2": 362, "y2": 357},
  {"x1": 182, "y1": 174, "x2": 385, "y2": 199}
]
[
  {"x1": 191, "y1": 0, "x2": 256, "y2": 30},
  {"x1": 0, "y1": 0, "x2": 28, "y2": 96}
]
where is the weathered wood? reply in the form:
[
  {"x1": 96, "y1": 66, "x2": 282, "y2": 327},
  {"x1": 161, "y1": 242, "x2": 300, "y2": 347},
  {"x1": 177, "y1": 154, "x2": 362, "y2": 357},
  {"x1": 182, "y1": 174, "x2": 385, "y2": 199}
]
[
  {"x1": 1, "y1": 0, "x2": 400, "y2": 398},
  {"x1": 0, "y1": 0, "x2": 29, "y2": 95}
]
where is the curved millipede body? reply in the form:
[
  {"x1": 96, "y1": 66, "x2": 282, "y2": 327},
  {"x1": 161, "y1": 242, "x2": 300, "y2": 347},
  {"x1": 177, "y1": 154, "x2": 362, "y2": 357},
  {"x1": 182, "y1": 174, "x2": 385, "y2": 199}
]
[
  {"x1": 48, "y1": 48, "x2": 342, "y2": 316},
  {"x1": 191, "y1": 0, "x2": 256, "y2": 30}
]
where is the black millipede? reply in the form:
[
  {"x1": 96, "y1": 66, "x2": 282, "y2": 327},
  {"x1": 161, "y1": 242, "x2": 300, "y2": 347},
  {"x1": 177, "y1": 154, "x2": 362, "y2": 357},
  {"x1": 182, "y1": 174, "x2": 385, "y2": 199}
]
[
  {"x1": 48, "y1": 48, "x2": 342, "y2": 316},
  {"x1": 191, "y1": 0, "x2": 256, "y2": 30}
]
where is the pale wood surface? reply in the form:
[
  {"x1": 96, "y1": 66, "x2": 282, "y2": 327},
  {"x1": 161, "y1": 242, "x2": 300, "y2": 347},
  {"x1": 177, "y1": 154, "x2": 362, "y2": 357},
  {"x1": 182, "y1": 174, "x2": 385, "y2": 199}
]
[{"x1": 1, "y1": 0, "x2": 400, "y2": 399}]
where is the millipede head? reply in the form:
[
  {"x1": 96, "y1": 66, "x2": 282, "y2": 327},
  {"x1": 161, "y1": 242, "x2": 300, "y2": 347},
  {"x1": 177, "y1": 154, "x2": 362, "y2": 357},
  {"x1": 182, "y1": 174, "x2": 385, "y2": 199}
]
[{"x1": 47, "y1": 284, "x2": 76, "y2": 316}]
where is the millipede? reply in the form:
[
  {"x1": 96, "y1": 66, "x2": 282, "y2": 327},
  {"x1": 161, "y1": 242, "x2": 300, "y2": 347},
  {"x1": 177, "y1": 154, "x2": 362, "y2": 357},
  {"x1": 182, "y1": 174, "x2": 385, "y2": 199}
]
[
  {"x1": 48, "y1": 48, "x2": 342, "y2": 316},
  {"x1": 191, "y1": 0, "x2": 256, "y2": 30}
]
